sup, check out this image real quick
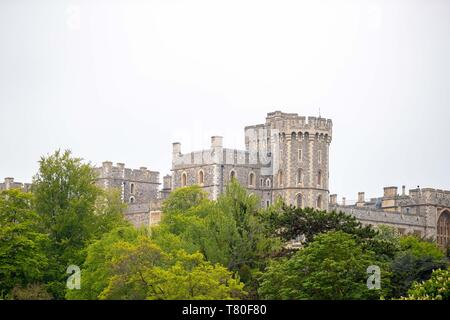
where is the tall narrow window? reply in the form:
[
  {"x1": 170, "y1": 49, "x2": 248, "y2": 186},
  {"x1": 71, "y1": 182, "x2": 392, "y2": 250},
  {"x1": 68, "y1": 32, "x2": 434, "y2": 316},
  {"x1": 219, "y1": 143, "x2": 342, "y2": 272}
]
[
  {"x1": 230, "y1": 170, "x2": 236, "y2": 180},
  {"x1": 296, "y1": 194, "x2": 303, "y2": 208},
  {"x1": 182, "y1": 173, "x2": 187, "y2": 187},
  {"x1": 278, "y1": 170, "x2": 283, "y2": 187},
  {"x1": 317, "y1": 195, "x2": 322, "y2": 209},
  {"x1": 249, "y1": 172, "x2": 255, "y2": 186},
  {"x1": 318, "y1": 150, "x2": 322, "y2": 164},
  {"x1": 297, "y1": 168, "x2": 303, "y2": 185},
  {"x1": 298, "y1": 149, "x2": 302, "y2": 161},
  {"x1": 317, "y1": 170, "x2": 322, "y2": 186},
  {"x1": 130, "y1": 183, "x2": 135, "y2": 194},
  {"x1": 198, "y1": 170, "x2": 204, "y2": 184}
]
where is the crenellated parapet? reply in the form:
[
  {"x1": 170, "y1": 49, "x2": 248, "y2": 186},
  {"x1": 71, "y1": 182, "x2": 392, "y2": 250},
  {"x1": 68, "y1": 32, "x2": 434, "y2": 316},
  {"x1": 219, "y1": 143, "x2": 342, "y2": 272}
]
[
  {"x1": 96, "y1": 161, "x2": 159, "y2": 184},
  {"x1": 0, "y1": 177, "x2": 32, "y2": 192},
  {"x1": 245, "y1": 111, "x2": 332, "y2": 147}
]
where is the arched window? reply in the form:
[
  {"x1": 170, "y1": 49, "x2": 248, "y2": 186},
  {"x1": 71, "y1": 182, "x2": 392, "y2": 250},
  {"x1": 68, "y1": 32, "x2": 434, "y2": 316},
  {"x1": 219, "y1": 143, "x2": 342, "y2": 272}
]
[
  {"x1": 317, "y1": 170, "x2": 322, "y2": 186},
  {"x1": 278, "y1": 170, "x2": 283, "y2": 187},
  {"x1": 265, "y1": 178, "x2": 271, "y2": 188},
  {"x1": 297, "y1": 168, "x2": 303, "y2": 185},
  {"x1": 296, "y1": 194, "x2": 303, "y2": 208},
  {"x1": 248, "y1": 172, "x2": 255, "y2": 187},
  {"x1": 198, "y1": 170, "x2": 204, "y2": 185},
  {"x1": 437, "y1": 210, "x2": 450, "y2": 249},
  {"x1": 181, "y1": 172, "x2": 187, "y2": 187},
  {"x1": 230, "y1": 170, "x2": 236, "y2": 180},
  {"x1": 129, "y1": 196, "x2": 135, "y2": 204},
  {"x1": 130, "y1": 183, "x2": 135, "y2": 194},
  {"x1": 317, "y1": 195, "x2": 322, "y2": 209},
  {"x1": 260, "y1": 178, "x2": 263, "y2": 187}
]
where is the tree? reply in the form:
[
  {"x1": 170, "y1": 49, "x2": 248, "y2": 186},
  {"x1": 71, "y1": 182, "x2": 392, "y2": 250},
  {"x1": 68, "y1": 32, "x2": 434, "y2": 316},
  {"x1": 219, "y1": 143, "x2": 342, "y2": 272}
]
[
  {"x1": 153, "y1": 180, "x2": 280, "y2": 298},
  {"x1": 66, "y1": 226, "x2": 142, "y2": 300},
  {"x1": 33, "y1": 149, "x2": 125, "y2": 298},
  {"x1": 0, "y1": 189, "x2": 48, "y2": 297},
  {"x1": 263, "y1": 205, "x2": 377, "y2": 245},
  {"x1": 401, "y1": 268, "x2": 450, "y2": 300},
  {"x1": 258, "y1": 231, "x2": 390, "y2": 300},
  {"x1": 389, "y1": 235, "x2": 447, "y2": 298},
  {"x1": 162, "y1": 185, "x2": 208, "y2": 214},
  {"x1": 67, "y1": 226, "x2": 245, "y2": 300}
]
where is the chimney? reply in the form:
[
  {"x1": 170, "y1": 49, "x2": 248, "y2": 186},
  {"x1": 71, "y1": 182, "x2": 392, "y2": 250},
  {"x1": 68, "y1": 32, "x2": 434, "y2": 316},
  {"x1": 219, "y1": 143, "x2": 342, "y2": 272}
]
[
  {"x1": 330, "y1": 194, "x2": 337, "y2": 205},
  {"x1": 172, "y1": 142, "x2": 181, "y2": 155},
  {"x1": 383, "y1": 186, "x2": 398, "y2": 198},
  {"x1": 102, "y1": 161, "x2": 112, "y2": 168},
  {"x1": 211, "y1": 136, "x2": 223, "y2": 149},
  {"x1": 116, "y1": 163, "x2": 125, "y2": 170},
  {"x1": 357, "y1": 192, "x2": 365, "y2": 207},
  {"x1": 342, "y1": 197, "x2": 346, "y2": 206},
  {"x1": 4, "y1": 177, "x2": 14, "y2": 190},
  {"x1": 163, "y1": 175, "x2": 172, "y2": 190},
  {"x1": 402, "y1": 185, "x2": 406, "y2": 196}
]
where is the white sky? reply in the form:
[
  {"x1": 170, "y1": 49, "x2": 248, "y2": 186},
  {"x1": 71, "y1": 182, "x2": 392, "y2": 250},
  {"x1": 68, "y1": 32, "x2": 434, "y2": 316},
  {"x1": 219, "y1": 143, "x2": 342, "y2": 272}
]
[{"x1": 1, "y1": 0, "x2": 449, "y2": 202}]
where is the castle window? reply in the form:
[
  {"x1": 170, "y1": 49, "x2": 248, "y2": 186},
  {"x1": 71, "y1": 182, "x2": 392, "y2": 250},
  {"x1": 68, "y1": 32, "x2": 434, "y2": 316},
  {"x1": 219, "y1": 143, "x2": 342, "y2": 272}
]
[
  {"x1": 130, "y1": 183, "x2": 135, "y2": 194},
  {"x1": 316, "y1": 195, "x2": 322, "y2": 209},
  {"x1": 198, "y1": 170, "x2": 204, "y2": 185},
  {"x1": 181, "y1": 172, "x2": 187, "y2": 187},
  {"x1": 260, "y1": 178, "x2": 263, "y2": 187},
  {"x1": 298, "y1": 149, "x2": 302, "y2": 162},
  {"x1": 249, "y1": 172, "x2": 255, "y2": 187},
  {"x1": 278, "y1": 170, "x2": 283, "y2": 187},
  {"x1": 317, "y1": 170, "x2": 322, "y2": 186},
  {"x1": 266, "y1": 178, "x2": 271, "y2": 188},
  {"x1": 296, "y1": 194, "x2": 303, "y2": 208},
  {"x1": 129, "y1": 196, "x2": 135, "y2": 204},
  {"x1": 318, "y1": 150, "x2": 322, "y2": 164},
  {"x1": 230, "y1": 170, "x2": 236, "y2": 180},
  {"x1": 266, "y1": 200, "x2": 271, "y2": 208},
  {"x1": 297, "y1": 168, "x2": 303, "y2": 185}
]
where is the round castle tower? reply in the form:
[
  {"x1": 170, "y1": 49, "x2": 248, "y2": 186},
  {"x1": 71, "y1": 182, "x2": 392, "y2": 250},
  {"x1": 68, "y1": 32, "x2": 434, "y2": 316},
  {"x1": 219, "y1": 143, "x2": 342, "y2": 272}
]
[{"x1": 265, "y1": 111, "x2": 332, "y2": 210}]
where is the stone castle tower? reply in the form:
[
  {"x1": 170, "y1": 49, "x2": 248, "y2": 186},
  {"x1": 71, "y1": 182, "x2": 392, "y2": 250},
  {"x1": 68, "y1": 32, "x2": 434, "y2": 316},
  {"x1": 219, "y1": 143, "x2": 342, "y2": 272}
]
[
  {"x1": 245, "y1": 111, "x2": 333, "y2": 210},
  {"x1": 170, "y1": 111, "x2": 332, "y2": 210}
]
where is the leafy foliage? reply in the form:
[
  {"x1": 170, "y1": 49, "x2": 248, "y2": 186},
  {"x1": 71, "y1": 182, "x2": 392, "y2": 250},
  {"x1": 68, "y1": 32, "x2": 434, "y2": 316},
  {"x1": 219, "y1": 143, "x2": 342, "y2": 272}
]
[
  {"x1": 401, "y1": 268, "x2": 450, "y2": 300},
  {"x1": 259, "y1": 231, "x2": 390, "y2": 300},
  {"x1": 153, "y1": 181, "x2": 281, "y2": 298},
  {"x1": 0, "y1": 189, "x2": 48, "y2": 296},
  {"x1": 389, "y1": 236, "x2": 447, "y2": 298},
  {"x1": 264, "y1": 205, "x2": 376, "y2": 244},
  {"x1": 32, "y1": 150, "x2": 127, "y2": 298},
  {"x1": 67, "y1": 226, "x2": 245, "y2": 300}
]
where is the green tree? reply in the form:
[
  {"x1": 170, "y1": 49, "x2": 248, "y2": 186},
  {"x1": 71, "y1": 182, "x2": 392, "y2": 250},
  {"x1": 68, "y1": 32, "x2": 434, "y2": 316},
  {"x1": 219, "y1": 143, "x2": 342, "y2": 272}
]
[
  {"x1": 0, "y1": 189, "x2": 48, "y2": 297},
  {"x1": 66, "y1": 226, "x2": 142, "y2": 300},
  {"x1": 33, "y1": 149, "x2": 125, "y2": 298},
  {"x1": 401, "y1": 268, "x2": 450, "y2": 300},
  {"x1": 263, "y1": 205, "x2": 377, "y2": 244},
  {"x1": 389, "y1": 235, "x2": 447, "y2": 298},
  {"x1": 153, "y1": 181, "x2": 280, "y2": 298},
  {"x1": 259, "y1": 231, "x2": 390, "y2": 300},
  {"x1": 67, "y1": 226, "x2": 245, "y2": 300}
]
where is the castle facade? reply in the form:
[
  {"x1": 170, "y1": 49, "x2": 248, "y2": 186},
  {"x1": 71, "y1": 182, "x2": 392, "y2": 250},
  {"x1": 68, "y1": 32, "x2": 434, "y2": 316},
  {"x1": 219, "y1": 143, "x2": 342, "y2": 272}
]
[{"x1": 2, "y1": 111, "x2": 449, "y2": 249}]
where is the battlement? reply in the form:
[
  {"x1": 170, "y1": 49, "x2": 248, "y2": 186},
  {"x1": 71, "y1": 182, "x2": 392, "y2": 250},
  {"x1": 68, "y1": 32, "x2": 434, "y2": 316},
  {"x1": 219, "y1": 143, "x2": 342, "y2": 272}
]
[
  {"x1": 333, "y1": 185, "x2": 450, "y2": 210},
  {"x1": 0, "y1": 177, "x2": 32, "y2": 192},
  {"x1": 96, "y1": 161, "x2": 159, "y2": 184},
  {"x1": 246, "y1": 111, "x2": 332, "y2": 140}
]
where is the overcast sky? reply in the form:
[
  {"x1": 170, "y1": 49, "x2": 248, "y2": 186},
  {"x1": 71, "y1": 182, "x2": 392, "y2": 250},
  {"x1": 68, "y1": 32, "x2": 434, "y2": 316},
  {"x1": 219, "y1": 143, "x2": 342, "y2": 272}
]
[{"x1": 1, "y1": 0, "x2": 449, "y2": 202}]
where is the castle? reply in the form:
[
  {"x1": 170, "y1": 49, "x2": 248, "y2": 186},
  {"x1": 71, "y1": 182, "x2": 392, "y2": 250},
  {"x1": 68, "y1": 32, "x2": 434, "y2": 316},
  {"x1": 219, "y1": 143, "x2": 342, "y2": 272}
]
[{"x1": 1, "y1": 111, "x2": 449, "y2": 249}]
